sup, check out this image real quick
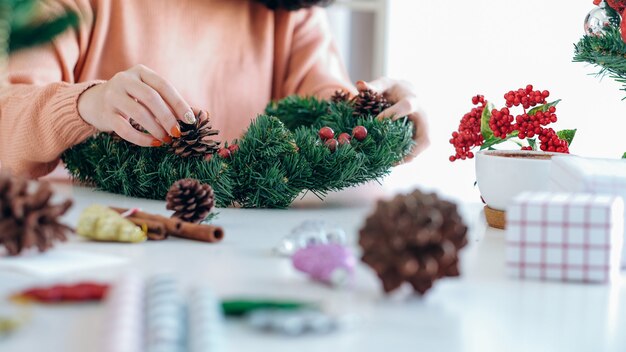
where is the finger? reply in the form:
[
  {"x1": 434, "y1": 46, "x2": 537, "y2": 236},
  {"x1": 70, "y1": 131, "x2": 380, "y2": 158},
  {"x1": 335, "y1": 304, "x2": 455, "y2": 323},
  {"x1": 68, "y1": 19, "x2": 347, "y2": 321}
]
[
  {"x1": 115, "y1": 95, "x2": 168, "y2": 142},
  {"x1": 356, "y1": 77, "x2": 394, "y2": 93},
  {"x1": 377, "y1": 97, "x2": 417, "y2": 120},
  {"x1": 137, "y1": 66, "x2": 195, "y2": 124},
  {"x1": 126, "y1": 81, "x2": 179, "y2": 139},
  {"x1": 409, "y1": 111, "x2": 430, "y2": 156},
  {"x1": 109, "y1": 113, "x2": 159, "y2": 147}
]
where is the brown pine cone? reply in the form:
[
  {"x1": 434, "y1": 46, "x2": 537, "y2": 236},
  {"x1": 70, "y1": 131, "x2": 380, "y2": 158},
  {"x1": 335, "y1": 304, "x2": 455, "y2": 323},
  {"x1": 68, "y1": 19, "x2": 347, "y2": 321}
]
[
  {"x1": 0, "y1": 173, "x2": 73, "y2": 256},
  {"x1": 352, "y1": 89, "x2": 392, "y2": 117},
  {"x1": 165, "y1": 179, "x2": 215, "y2": 224},
  {"x1": 170, "y1": 110, "x2": 220, "y2": 158},
  {"x1": 330, "y1": 89, "x2": 351, "y2": 104},
  {"x1": 359, "y1": 190, "x2": 468, "y2": 295}
]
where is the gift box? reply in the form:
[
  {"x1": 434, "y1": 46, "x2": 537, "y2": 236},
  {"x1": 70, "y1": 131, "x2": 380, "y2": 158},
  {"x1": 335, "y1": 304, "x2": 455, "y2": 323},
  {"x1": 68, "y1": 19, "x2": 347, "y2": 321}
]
[
  {"x1": 551, "y1": 156, "x2": 626, "y2": 267},
  {"x1": 506, "y1": 192, "x2": 624, "y2": 283}
]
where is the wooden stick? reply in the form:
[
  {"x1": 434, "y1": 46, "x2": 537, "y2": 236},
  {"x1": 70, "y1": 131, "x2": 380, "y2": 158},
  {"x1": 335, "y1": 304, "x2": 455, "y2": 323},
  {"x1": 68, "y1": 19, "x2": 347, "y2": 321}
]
[{"x1": 112, "y1": 207, "x2": 224, "y2": 243}]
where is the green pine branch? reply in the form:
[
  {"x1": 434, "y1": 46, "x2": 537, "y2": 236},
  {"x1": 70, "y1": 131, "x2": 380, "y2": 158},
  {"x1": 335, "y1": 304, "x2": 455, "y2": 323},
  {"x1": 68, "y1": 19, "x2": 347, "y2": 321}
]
[
  {"x1": 63, "y1": 97, "x2": 415, "y2": 208},
  {"x1": 573, "y1": 26, "x2": 626, "y2": 97},
  {"x1": 9, "y1": 10, "x2": 78, "y2": 52}
]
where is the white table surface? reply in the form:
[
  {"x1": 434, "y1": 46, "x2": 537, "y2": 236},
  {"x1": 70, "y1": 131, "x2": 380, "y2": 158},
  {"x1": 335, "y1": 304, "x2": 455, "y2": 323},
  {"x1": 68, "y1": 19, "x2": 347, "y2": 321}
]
[{"x1": 1, "y1": 184, "x2": 625, "y2": 352}]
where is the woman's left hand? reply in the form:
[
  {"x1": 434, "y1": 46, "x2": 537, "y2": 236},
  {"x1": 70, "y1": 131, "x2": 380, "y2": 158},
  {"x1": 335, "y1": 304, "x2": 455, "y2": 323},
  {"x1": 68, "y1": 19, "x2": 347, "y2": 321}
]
[{"x1": 356, "y1": 78, "x2": 430, "y2": 162}]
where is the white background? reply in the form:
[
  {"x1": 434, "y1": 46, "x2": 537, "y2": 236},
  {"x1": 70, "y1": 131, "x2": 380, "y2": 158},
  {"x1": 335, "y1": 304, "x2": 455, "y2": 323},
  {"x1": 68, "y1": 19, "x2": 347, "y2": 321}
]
[{"x1": 337, "y1": 0, "x2": 626, "y2": 203}]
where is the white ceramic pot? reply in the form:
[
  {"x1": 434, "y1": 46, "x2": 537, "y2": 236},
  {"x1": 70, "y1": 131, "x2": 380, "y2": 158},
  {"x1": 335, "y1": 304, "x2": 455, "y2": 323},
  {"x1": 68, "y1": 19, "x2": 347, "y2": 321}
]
[{"x1": 475, "y1": 150, "x2": 565, "y2": 211}]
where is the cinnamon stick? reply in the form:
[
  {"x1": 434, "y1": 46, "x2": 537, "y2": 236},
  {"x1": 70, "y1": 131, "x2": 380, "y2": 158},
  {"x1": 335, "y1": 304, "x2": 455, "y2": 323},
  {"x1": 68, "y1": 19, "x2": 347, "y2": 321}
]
[
  {"x1": 112, "y1": 207, "x2": 224, "y2": 243},
  {"x1": 124, "y1": 216, "x2": 168, "y2": 241}
]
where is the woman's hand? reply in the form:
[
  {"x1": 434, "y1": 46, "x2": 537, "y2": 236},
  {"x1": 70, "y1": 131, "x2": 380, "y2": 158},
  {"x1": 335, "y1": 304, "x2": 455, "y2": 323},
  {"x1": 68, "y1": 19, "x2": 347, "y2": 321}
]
[
  {"x1": 356, "y1": 78, "x2": 430, "y2": 162},
  {"x1": 78, "y1": 64, "x2": 196, "y2": 147}
]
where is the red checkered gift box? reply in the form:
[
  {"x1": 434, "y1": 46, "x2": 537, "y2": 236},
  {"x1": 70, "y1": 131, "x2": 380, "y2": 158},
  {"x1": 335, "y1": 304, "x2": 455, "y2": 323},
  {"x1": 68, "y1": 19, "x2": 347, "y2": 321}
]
[
  {"x1": 551, "y1": 156, "x2": 626, "y2": 268},
  {"x1": 506, "y1": 192, "x2": 624, "y2": 284}
]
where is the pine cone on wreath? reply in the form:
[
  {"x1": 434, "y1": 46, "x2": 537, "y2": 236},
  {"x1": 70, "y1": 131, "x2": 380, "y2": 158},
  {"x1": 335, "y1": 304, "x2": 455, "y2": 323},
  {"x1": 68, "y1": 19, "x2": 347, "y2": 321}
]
[
  {"x1": 110, "y1": 118, "x2": 146, "y2": 141},
  {"x1": 352, "y1": 89, "x2": 392, "y2": 117},
  {"x1": 166, "y1": 179, "x2": 215, "y2": 224},
  {"x1": 359, "y1": 190, "x2": 468, "y2": 295},
  {"x1": 170, "y1": 110, "x2": 220, "y2": 158},
  {"x1": 330, "y1": 89, "x2": 351, "y2": 104},
  {"x1": 0, "y1": 173, "x2": 73, "y2": 256}
]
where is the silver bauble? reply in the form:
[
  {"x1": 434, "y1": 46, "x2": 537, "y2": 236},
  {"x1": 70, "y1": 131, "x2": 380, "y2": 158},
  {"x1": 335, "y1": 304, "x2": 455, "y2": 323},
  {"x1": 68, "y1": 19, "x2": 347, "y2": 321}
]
[{"x1": 585, "y1": 1, "x2": 621, "y2": 36}]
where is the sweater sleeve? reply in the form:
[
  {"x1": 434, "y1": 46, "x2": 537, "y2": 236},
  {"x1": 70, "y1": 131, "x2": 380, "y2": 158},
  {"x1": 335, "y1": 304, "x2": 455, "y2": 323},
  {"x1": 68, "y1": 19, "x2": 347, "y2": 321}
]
[
  {"x1": 0, "y1": 0, "x2": 101, "y2": 178},
  {"x1": 274, "y1": 8, "x2": 355, "y2": 100}
]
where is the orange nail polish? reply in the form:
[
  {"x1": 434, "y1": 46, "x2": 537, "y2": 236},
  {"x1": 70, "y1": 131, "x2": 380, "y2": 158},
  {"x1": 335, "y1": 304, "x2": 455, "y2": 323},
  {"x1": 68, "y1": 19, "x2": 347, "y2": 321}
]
[
  {"x1": 163, "y1": 135, "x2": 172, "y2": 144},
  {"x1": 171, "y1": 126, "x2": 181, "y2": 138},
  {"x1": 151, "y1": 139, "x2": 162, "y2": 147}
]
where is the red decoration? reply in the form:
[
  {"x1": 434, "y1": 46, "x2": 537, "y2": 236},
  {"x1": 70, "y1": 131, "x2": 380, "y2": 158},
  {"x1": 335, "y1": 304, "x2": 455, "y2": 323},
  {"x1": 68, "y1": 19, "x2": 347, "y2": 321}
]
[
  {"x1": 621, "y1": 8, "x2": 626, "y2": 43},
  {"x1": 228, "y1": 144, "x2": 239, "y2": 153},
  {"x1": 14, "y1": 282, "x2": 109, "y2": 303},
  {"x1": 352, "y1": 126, "x2": 368, "y2": 141},
  {"x1": 606, "y1": 0, "x2": 626, "y2": 13},
  {"x1": 318, "y1": 127, "x2": 335, "y2": 141},
  {"x1": 337, "y1": 133, "x2": 351, "y2": 145},
  {"x1": 324, "y1": 138, "x2": 339, "y2": 152},
  {"x1": 218, "y1": 148, "x2": 231, "y2": 159}
]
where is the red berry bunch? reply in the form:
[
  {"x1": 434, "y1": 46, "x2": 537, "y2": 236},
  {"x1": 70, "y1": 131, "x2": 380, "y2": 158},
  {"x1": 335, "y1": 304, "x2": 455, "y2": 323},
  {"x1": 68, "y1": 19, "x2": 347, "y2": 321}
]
[
  {"x1": 538, "y1": 128, "x2": 569, "y2": 153},
  {"x1": 504, "y1": 85, "x2": 549, "y2": 110},
  {"x1": 449, "y1": 95, "x2": 486, "y2": 162},
  {"x1": 449, "y1": 86, "x2": 571, "y2": 162},
  {"x1": 490, "y1": 108, "x2": 515, "y2": 138}
]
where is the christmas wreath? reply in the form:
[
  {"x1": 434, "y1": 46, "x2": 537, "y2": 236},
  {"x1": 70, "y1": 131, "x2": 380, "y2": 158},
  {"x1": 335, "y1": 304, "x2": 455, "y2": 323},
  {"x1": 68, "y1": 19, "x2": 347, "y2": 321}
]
[{"x1": 63, "y1": 91, "x2": 414, "y2": 208}]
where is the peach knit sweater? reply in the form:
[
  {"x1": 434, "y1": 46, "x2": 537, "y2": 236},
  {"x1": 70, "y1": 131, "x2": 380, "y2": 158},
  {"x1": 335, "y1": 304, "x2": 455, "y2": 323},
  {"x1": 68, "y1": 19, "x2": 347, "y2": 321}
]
[{"x1": 0, "y1": 0, "x2": 352, "y2": 178}]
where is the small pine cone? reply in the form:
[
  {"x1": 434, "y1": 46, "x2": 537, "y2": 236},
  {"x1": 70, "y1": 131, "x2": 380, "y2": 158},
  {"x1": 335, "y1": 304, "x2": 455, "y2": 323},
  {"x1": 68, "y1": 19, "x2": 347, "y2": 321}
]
[
  {"x1": 330, "y1": 89, "x2": 351, "y2": 104},
  {"x1": 166, "y1": 179, "x2": 215, "y2": 223},
  {"x1": 170, "y1": 110, "x2": 221, "y2": 158},
  {"x1": 110, "y1": 118, "x2": 146, "y2": 141},
  {"x1": 359, "y1": 190, "x2": 468, "y2": 295},
  {"x1": 0, "y1": 173, "x2": 73, "y2": 256},
  {"x1": 352, "y1": 89, "x2": 392, "y2": 117}
]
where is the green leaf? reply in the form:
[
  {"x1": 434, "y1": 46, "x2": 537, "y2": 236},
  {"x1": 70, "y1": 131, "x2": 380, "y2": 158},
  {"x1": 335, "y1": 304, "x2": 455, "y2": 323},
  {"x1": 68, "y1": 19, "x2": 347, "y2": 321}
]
[
  {"x1": 527, "y1": 138, "x2": 537, "y2": 150},
  {"x1": 479, "y1": 132, "x2": 517, "y2": 151},
  {"x1": 527, "y1": 99, "x2": 561, "y2": 116},
  {"x1": 480, "y1": 102, "x2": 494, "y2": 140},
  {"x1": 622, "y1": 152, "x2": 626, "y2": 159},
  {"x1": 556, "y1": 129, "x2": 577, "y2": 146}
]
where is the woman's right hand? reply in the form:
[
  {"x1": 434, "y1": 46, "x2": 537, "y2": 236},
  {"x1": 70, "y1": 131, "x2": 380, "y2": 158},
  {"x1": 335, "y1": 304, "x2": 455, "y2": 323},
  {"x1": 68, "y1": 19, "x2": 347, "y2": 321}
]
[{"x1": 78, "y1": 64, "x2": 196, "y2": 147}]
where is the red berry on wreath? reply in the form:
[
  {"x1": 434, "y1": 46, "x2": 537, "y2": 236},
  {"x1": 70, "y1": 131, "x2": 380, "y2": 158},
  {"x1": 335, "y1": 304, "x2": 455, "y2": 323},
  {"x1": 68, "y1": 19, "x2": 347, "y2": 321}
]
[
  {"x1": 338, "y1": 133, "x2": 351, "y2": 145},
  {"x1": 325, "y1": 138, "x2": 339, "y2": 152},
  {"x1": 318, "y1": 127, "x2": 335, "y2": 141},
  {"x1": 228, "y1": 144, "x2": 239, "y2": 153},
  {"x1": 218, "y1": 148, "x2": 231, "y2": 159},
  {"x1": 352, "y1": 126, "x2": 368, "y2": 141}
]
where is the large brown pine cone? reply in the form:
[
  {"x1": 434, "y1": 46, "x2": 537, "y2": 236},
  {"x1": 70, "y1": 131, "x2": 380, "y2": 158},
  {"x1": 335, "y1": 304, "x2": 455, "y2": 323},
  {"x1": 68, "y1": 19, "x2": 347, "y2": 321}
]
[
  {"x1": 359, "y1": 190, "x2": 468, "y2": 295},
  {"x1": 170, "y1": 110, "x2": 220, "y2": 158},
  {"x1": 165, "y1": 179, "x2": 215, "y2": 224},
  {"x1": 352, "y1": 89, "x2": 392, "y2": 117},
  {"x1": 0, "y1": 173, "x2": 73, "y2": 256}
]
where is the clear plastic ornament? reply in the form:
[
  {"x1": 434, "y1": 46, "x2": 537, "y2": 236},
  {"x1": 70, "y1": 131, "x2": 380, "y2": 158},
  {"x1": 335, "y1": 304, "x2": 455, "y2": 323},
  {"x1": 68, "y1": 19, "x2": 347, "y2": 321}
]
[
  {"x1": 584, "y1": 1, "x2": 620, "y2": 36},
  {"x1": 246, "y1": 309, "x2": 339, "y2": 336},
  {"x1": 273, "y1": 220, "x2": 347, "y2": 257}
]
